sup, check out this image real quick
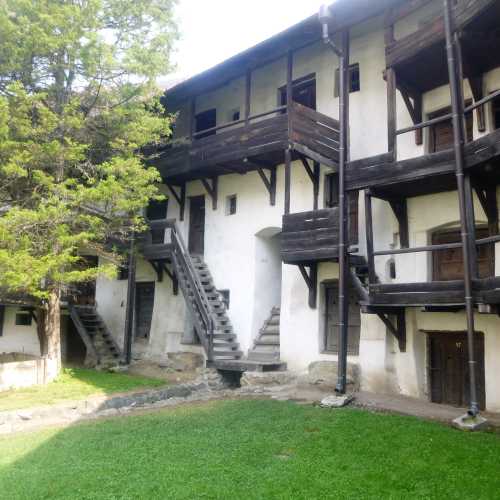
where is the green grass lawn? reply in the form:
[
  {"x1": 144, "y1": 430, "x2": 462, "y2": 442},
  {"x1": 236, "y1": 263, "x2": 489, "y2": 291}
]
[
  {"x1": 0, "y1": 400, "x2": 499, "y2": 499},
  {"x1": 0, "y1": 368, "x2": 165, "y2": 412}
]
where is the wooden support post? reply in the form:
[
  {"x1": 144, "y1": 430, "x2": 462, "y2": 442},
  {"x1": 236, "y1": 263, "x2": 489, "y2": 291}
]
[
  {"x1": 284, "y1": 148, "x2": 291, "y2": 214},
  {"x1": 298, "y1": 264, "x2": 318, "y2": 309},
  {"x1": 400, "y1": 86, "x2": 423, "y2": 146},
  {"x1": 464, "y1": 175, "x2": 478, "y2": 279},
  {"x1": 376, "y1": 310, "x2": 406, "y2": 352},
  {"x1": 189, "y1": 98, "x2": 196, "y2": 141},
  {"x1": 385, "y1": 20, "x2": 397, "y2": 158},
  {"x1": 166, "y1": 183, "x2": 186, "y2": 222},
  {"x1": 389, "y1": 199, "x2": 409, "y2": 248},
  {"x1": 201, "y1": 177, "x2": 218, "y2": 210},
  {"x1": 387, "y1": 68, "x2": 397, "y2": 158},
  {"x1": 0, "y1": 305, "x2": 4, "y2": 337},
  {"x1": 364, "y1": 191, "x2": 376, "y2": 284},
  {"x1": 299, "y1": 155, "x2": 320, "y2": 210},
  {"x1": 123, "y1": 236, "x2": 137, "y2": 364},
  {"x1": 245, "y1": 69, "x2": 251, "y2": 125},
  {"x1": 257, "y1": 167, "x2": 277, "y2": 206},
  {"x1": 163, "y1": 264, "x2": 179, "y2": 296},
  {"x1": 286, "y1": 50, "x2": 293, "y2": 110},
  {"x1": 313, "y1": 162, "x2": 320, "y2": 211},
  {"x1": 149, "y1": 261, "x2": 163, "y2": 282}
]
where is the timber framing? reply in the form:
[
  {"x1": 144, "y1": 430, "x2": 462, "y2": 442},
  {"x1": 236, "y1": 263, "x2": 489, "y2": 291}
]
[{"x1": 298, "y1": 263, "x2": 318, "y2": 309}]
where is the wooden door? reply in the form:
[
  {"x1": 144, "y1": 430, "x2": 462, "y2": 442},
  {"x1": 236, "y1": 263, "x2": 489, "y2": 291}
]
[
  {"x1": 432, "y1": 228, "x2": 494, "y2": 281},
  {"x1": 189, "y1": 196, "x2": 205, "y2": 255},
  {"x1": 324, "y1": 283, "x2": 361, "y2": 355},
  {"x1": 280, "y1": 74, "x2": 316, "y2": 110},
  {"x1": 429, "y1": 332, "x2": 485, "y2": 410},
  {"x1": 135, "y1": 282, "x2": 155, "y2": 340},
  {"x1": 195, "y1": 109, "x2": 216, "y2": 139}
]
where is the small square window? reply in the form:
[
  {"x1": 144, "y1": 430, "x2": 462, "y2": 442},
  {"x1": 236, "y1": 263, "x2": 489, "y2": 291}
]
[
  {"x1": 151, "y1": 228, "x2": 165, "y2": 245},
  {"x1": 117, "y1": 266, "x2": 129, "y2": 281},
  {"x1": 324, "y1": 173, "x2": 339, "y2": 208},
  {"x1": 334, "y1": 63, "x2": 360, "y2": 97},
  {"x1": 226, "y1": 195, "x2": 237, "y2": 216},
  {"x1": 231, "y1": 109, "x2": 240, "y2": 122},
  {"x1": 15, "y1": 312, "x2": 32, "y2": 326}
]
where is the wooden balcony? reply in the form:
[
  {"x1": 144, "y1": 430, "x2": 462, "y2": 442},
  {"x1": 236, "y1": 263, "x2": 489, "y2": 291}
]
[
  {"x1": 385, "y1": 0, "x2": 497, "y2": 92},
  {"x1": 365, "y1": 276, "x2": 500, "y2": 309},
  {"x1": 153, "y1": 102, "x2": 339, "y2": 184},
  {"x1": 140, "y1": 221, "x2": 173, "y2": 261},
  {"x1": 346, "y1": 128, "x2": 500, "y2": 197},
  {"x1": 281, "y1": 209, "x2": 340, "y2": 265}
]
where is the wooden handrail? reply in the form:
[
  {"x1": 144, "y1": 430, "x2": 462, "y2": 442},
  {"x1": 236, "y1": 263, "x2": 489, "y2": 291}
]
[{"x1": 191, "y1": 105, "x2": 288, "y2": 138}]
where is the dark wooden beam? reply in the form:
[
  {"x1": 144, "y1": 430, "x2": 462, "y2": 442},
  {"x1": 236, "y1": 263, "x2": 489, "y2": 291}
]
[
  {"x1": 189, "y1": 98, "x2": 196, "y2": 141},
  {"x1": 299, "y1": 155, "x2": 321, "y2": 210},
  {"x1": 162, "y1": 263, "x2": 179, "y2": 295},
  {"x1": 475, "y1": 184, "x2": 499, "y2": 236},
  {"x1": 284, "y1": 148, "x2": 292, "y2": 214},
  {"x1": 245, "y1": 69, "x2": 251, "y2": 124},
  {"x1": 298, "y1": 263, "x2": 318, "y2": 309},
  {"x1": 257, "y1": 167, "x2": 277, "y2": 206},
  {"x1": 399, "y1": 86, "x2": 423, "y2": 146},
  {"x1": 388, "y1": 198, "x2": 409, "y2": 248},
  {"x1": 364, "y1": 191, "x2": 376, "y2": 284},
  {"x1": 384, "y1": 16, "x2": 397, "y2": 159},
  {"x1": 149, "y1": 261, "x2": 163, "y2": 282},
  {"x1": 201, "y1": 177, "x2": 218, "y2": 210},
  {"x1": 376, "y1": 310, "x2": 406, "y2": 352},
  {"x1": 0, "y1": 305, "x2": 4, "y2": 337},
  {"x1": 166, "y1": 182, "x2": 186, "y2": 221},
  {"x1": 124, "y1": 237, "x2": 137, "y2": 364},
  {"x1": 468, "y1": 74, "x2": 486, "y2": 133},
  {"x1": 313, "y1": 161, "x2": 320, "y2": 211}
]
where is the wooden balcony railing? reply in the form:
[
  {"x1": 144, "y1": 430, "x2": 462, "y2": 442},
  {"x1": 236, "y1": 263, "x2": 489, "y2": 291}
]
[
  {"x1": 155, "y1": 102, "x2": 339, "y2": 181},
  {"x1": 281, "y1": 208, "x2": 339, "y2": 265}
]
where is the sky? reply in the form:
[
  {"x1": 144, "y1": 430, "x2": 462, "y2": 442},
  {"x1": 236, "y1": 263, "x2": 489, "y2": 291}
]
[{"x1": 165, "y1": 0, "x2": 329, "y2": 87}]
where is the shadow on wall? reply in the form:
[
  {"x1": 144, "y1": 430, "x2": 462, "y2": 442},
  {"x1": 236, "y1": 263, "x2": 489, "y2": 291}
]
[{"x1": 251, "y1": 228, "x2": 282, "y2": 343}]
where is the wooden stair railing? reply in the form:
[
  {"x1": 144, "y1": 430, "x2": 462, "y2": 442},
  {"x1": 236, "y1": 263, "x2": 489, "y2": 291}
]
[{"x1": 165, "y1": 221, "x2": 216, "y2": 360}]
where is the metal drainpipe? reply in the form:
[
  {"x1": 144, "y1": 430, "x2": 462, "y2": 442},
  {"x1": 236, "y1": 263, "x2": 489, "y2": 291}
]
[
  {"x1": 319, "y1": 6, "x2": 350, "y2": 394},
  {"x1": 124, "y1": 234, "x2": 136, "y2": 365},
  {"x1": 443, "y1": 0, "x2": 479, "y2": 416}
]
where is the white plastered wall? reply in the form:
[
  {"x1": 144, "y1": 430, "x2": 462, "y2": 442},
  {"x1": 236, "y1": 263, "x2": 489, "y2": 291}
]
[{"x1": 0, "y1": 307, "x2": 39, "y2": 356}]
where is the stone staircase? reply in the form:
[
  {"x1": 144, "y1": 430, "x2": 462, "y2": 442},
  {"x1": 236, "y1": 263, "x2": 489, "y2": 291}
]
[
  {"x1": 248, "y1": 307, "x2": 281, "y2": 362},
  {"x1": 69, "y1": 305, "x2": 123, "y2": 369}
]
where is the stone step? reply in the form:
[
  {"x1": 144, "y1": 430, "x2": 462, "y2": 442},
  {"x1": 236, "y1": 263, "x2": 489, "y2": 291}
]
[
  {"x1": 262, "y1": 324, "x2": 279, "y2": 335},
  {"x1": 212, "y1": 333, "x2": 237, "y2": 341},
  {"x1": 255, "y1": 337, "x2": 280, "y2": 346},
  {"x1": 248, "y1": 351, "x2": 280, "y2": 362}
]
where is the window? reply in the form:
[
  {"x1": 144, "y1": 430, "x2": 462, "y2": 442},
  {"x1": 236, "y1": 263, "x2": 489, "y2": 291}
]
[
  {"x1": 151, "y1": 228, "x2": 166, "y2": 245},
  {"x1": 225, "y1": 195, "x2": 237, "y2": 216},
  {"x1": 195, "y1": 108, "x2": 216, "y2": 139},
  {"x1": 117, "y1": 266, "x2": 129, "y2": 281},
  {"x1": 0, "y1": 305, "x2": 5, "y2": 337},
  {"x1": 432, "y1": 228, "x2": 494, "y2": 281},
  {"x1": 428, "y1": 105, "x2": 473, "y2": 153},
  {"x1": 492, "y1": 95, "x2": 500, "y2": 130},
  {"x1": 334, "y1": 63, "x2": 360, "y2": 97},
  {"x1": 15, "y1": 311, "x2": 32, "y2": 326},
  {"x1": 146, "y1": 199, "x2": 168, "y2": 221},
  {"x1": 324, "y1": 173, "x2": 339, "y2": 208},
  {"x1": 279, "y1": 74, "x2": 317, "y2": 110},
  {"x1": 229, "y1": 109, "x2": 240, "y2": 122},
  {"x1": 323, "y1": 282, "x2": 360, "y2": 355}
]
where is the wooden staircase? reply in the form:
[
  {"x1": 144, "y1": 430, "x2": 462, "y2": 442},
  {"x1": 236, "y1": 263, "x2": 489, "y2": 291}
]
[
  {"x1": 68, "y1": 305, "x2": 123, "y2": 369},
  {"x1": 248, "y1": 307, "x2": 281, "y2": 362},
  {"x1": 167, "y1": 223, "x2": 243, "y2": 363}
]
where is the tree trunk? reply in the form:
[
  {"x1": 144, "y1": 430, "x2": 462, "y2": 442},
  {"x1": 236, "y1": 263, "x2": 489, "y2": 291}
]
[
  {"x1": 44, "y1": 289, "x2": 62, "y2": 380},
  {"x1": 36, "y1": 306, "x2": 47, "y2": 357}
]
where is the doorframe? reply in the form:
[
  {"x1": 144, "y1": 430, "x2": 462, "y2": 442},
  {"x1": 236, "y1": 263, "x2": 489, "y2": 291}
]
[
  {"x1": 134, "y1": 281, "x2": 156, "y2": 342},
  {"x1": 425, "y1": 330, "x2": 486, "y2": 409},
  {"x1": 188, "y1": 195, "x2": 206, "y2": 256}
]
